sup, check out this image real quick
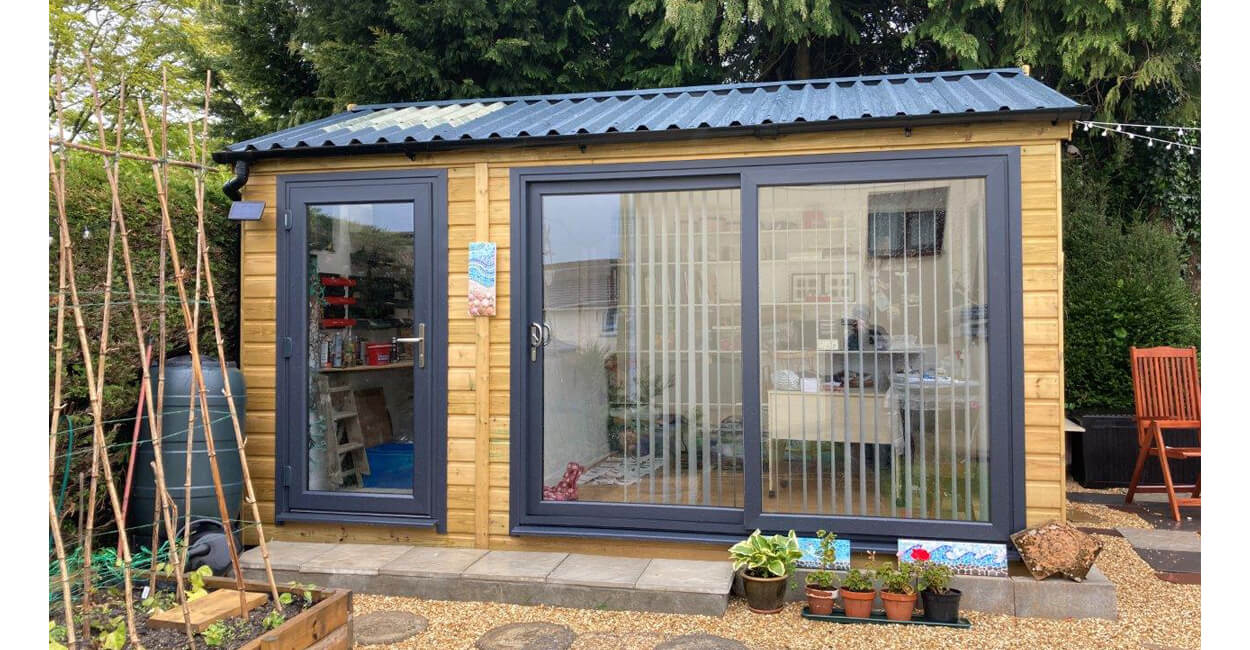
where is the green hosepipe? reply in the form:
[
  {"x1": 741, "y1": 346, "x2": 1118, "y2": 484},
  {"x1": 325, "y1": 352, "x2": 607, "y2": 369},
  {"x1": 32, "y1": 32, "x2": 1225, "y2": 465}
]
[{"x1": 56, "y1": 415, "x2": 75, "y2": 515}]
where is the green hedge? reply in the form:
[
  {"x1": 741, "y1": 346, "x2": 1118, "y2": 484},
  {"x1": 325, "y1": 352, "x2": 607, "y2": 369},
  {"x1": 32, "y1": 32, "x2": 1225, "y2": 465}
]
[
  {"x1": 1062, "y1": 160, "x2": 1200, "y2": 413},
  {"x1": 49, "y1": 152, "x2": 238, "y2": 544}
]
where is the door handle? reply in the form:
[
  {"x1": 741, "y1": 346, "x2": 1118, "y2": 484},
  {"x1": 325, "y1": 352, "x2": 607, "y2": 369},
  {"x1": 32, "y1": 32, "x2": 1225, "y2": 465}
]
[
  {"x1": 541, "y1": 322, "x2": 552, "y2": 346},
  {"x1": 393, "y1": 322, "x2": 426, "y2": 368},
  {"x1": 530, "y1": 322, "x2": 543, "y2": 362}
]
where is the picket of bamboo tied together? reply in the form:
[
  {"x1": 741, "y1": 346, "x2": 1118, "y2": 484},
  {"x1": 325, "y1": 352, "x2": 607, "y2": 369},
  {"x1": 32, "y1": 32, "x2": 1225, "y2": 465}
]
[{"x1": 49, "y1": 55, "x2": 279, "y2": 648}]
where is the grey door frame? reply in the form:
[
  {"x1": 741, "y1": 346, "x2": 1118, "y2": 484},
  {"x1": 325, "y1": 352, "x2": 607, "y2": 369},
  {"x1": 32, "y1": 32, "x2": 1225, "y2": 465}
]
[{"x1": 275, "y1": 169, "x2": 448, "y2": 530}]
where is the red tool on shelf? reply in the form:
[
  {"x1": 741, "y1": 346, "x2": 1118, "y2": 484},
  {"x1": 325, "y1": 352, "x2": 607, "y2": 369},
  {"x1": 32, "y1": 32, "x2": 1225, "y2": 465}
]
[{"x1": 319, "y1": 274, "x2": 357, "y2": 328}]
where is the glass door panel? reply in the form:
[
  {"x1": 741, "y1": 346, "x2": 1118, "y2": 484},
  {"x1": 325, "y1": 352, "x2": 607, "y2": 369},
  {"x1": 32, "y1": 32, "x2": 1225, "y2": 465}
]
[
  {"x1": 539, "y1": 189, "x2": 745, "y2": 508},
  {"x1": 758, "y1": 179, "x2": 989, "y2": 521},
  {"x1": 306, "y1": 202, "x2": 417, "y2": 494}
]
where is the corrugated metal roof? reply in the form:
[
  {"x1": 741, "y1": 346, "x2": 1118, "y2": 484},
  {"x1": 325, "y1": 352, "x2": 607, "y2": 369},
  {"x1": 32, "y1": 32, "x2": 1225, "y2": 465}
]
[{"x1": 216, "y1": 68, "x2": 1086, "y2": 161}]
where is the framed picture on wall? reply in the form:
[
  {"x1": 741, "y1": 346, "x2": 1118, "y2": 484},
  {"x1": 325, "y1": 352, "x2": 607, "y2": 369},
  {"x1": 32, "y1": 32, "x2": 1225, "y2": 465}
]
[
  {"x1": 822, "y1": 272, "x2": 856, "y2": 302},
  {"x1": 790, "y1": 273, "x2": 821, "y2": 302}
]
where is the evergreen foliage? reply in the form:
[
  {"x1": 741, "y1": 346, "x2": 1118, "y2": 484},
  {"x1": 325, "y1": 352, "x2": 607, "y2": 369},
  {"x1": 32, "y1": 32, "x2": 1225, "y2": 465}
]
[{"x1": 1062, "y1": 159, "x2": 1200, "y2": 412}]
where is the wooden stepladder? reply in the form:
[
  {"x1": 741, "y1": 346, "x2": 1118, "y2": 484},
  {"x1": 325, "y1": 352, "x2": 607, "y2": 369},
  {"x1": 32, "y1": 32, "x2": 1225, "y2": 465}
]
[{"x1": 315, "y1": 374, "x2": 371, "y2": 487}]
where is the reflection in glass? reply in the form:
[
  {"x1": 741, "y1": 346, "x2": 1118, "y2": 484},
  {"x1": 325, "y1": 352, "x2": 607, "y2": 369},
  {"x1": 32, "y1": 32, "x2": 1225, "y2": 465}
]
[
  {"x1": 759, "y1": 180, "x2": 989, "y2": 521},
  {"x1": 306, "y1": 202, "x2": 416, "y2": 494},
  {"x1": 541, "y1": 190, "x2": 745, "y2": 506}
]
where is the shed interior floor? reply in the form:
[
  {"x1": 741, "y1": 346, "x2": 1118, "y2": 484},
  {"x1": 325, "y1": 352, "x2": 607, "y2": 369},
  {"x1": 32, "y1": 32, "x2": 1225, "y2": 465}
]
[{"x1": 571, "y1": 449, "x2": 987, "y2": 521}]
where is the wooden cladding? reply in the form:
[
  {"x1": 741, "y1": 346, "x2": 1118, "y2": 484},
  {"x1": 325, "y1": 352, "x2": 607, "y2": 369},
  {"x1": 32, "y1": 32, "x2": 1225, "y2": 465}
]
[{"x1": 237, "y1": 122, "x2": 1070, "y2": 557}]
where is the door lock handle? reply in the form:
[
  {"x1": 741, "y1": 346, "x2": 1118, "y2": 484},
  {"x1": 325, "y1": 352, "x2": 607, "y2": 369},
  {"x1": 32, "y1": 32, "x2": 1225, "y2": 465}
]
[
  {"x1": 393, "y1": 322, "x2": 426, "y2": 368},
  {"x1": 530, "y1": 322, "x2": 543, "y2": 361},
  {"x1": 541, "y1": 322, "x2": 552, "y2": 346}
]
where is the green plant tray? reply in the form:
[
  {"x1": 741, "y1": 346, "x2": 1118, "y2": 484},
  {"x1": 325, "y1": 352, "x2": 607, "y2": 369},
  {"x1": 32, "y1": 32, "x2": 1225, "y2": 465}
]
[{"x1": 801, "y1": 606, "x2": 972, "y2": 629}]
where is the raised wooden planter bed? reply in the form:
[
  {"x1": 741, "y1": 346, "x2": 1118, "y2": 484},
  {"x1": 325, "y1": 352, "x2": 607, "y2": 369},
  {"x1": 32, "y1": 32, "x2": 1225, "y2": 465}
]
[{"x1": 177, "y1": 575, "x2": 354, "y2": 649}]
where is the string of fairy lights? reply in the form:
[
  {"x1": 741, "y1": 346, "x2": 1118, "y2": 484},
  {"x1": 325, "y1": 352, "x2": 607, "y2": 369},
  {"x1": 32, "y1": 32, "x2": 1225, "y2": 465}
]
[{"x1": 1076, "y1": 120, "x2": 1201, "y2": 154}]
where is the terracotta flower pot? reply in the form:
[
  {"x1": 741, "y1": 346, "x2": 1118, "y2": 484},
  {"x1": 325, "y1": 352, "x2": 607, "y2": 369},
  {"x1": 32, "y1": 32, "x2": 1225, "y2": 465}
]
[
  {"x1": 741, "y1": 572, "x2": 789, "y2": 614},
  {"x1": 804, "y1": 585, "x2": 837, "y2": 616},
  {"x1": 880, "y1": 590, "x2": 918, "y2": 621},
  {"x1": 840, "y1": 588, "x2": 876, "y2": 618}
]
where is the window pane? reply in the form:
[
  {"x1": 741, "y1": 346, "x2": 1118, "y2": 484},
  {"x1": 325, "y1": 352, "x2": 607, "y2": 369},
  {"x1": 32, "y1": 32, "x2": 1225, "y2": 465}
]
[
  {"x1": 306, "y1": 202, "x2": 416, "y2": 494},
  {"x1": 758, "y1": 180, "x2": 988, "y2": 521},
  {"x1": 541, "y1": 190, "x2": 744, "y2": 507}
]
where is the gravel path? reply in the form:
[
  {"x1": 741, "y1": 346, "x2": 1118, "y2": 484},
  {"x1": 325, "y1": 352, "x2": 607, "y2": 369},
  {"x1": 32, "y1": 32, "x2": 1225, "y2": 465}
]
[{"x1": 352, "y1": 534, "x2": 1199, "y2": 649}]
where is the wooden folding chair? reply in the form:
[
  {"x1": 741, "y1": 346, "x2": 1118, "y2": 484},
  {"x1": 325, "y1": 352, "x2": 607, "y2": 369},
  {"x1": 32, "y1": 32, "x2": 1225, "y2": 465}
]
[{"x1": 1125, "y1": 346, "x2": 1201, "y2": 521}]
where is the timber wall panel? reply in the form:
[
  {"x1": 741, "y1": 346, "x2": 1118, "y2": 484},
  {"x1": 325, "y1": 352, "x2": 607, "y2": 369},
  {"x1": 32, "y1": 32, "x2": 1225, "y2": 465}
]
[{"x1": 236, "y1": 121, "x2": 1070, "y2": 555}]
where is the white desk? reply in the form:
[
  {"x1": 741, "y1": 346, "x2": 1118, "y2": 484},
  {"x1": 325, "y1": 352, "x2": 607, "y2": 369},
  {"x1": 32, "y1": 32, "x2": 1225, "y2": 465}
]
[{"x1": 766, "y1": 390, "x2": 895, "y2": 496}]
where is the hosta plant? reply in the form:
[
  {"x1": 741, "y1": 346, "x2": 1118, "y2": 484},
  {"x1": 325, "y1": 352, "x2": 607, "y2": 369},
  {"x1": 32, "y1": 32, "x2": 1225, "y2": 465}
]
[{"x1": 729, "y1": 529, "x2": 803, "y2": 578}]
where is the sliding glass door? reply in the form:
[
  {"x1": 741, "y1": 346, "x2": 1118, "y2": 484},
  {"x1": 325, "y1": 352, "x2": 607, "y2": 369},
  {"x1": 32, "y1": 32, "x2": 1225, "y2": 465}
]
[
  {"x1": 755, "y1": 180, "x2": 989, "y2": 521},
  {"x1": 513, "y1": 151, "x2": 1022, "y2": 543}
]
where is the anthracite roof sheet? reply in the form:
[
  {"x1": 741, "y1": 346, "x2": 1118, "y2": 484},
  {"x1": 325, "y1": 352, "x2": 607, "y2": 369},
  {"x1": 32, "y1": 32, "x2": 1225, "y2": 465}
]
[{"x1": 216, "y1": 68, "x2": 1086, "y2": 162}]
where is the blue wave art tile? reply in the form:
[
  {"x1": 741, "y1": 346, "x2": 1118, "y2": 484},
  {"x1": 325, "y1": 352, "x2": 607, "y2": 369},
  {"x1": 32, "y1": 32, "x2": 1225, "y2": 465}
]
[
  {"x1": 468, "y1": 241, "x2": 497, "y2": 316},
  {"x1": 897, "y1": 539, "x2": 1008, "y2": 577},
  {"x1": 796, "y1": 538, "x2": 851, "y2": 570}
]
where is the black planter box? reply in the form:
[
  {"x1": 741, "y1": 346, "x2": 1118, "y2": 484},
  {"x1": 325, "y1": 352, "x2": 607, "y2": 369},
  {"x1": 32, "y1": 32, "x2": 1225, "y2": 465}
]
[{"x1": 1070, "y1": 413, "x2": 1200, "y2": 489}]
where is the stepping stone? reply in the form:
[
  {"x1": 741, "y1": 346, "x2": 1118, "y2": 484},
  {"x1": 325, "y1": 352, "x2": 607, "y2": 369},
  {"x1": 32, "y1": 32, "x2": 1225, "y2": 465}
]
[
  {"x1": 475, "y1": 622, "x2": 575, "y2": 650},
  {"x1": 1135, "y1": 549, "x2": 1201, "y2": 574},
  {"x1": 355, "y1": 610, "x2": 428, "y2": 646},
  {"x1": 1119, "y1": 528, "x2": 1201, "y2": 553},
  {"x1": 655, "y1": 634, "x2": 749, "y2": 650}
]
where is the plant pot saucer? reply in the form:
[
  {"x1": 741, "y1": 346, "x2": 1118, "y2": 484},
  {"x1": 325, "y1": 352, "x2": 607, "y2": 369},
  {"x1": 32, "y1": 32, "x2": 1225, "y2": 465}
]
[{"x1": 800, "y1": 606, "x2": 971, "y2": 629}]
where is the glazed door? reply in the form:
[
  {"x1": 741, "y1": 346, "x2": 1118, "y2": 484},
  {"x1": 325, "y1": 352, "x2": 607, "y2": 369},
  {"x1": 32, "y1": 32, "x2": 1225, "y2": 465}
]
[
  {"x1": 277, "y1": 171, "x2": 447, "y2": 527},
  {"x1": 512, "y1": 151, "x2": 1024, "y2": 546}
]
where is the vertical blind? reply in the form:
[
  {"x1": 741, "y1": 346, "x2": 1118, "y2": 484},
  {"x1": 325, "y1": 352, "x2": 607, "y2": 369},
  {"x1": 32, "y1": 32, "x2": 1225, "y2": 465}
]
[{"x1": 758, "y1": 179, "x2": 989, "y2": 521}]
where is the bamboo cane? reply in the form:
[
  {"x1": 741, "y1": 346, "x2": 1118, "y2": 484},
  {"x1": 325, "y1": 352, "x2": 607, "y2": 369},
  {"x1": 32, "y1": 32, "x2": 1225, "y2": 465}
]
[
  {"x1": 182, "y1": 120, "x2": 204, "y2": 574},
  {"x1": 53, "y1": 69, "x2": 141, "y2": 648},
  {"x1": 50, "y1": 149, "x2": 142, "y2": 649},
  {"x1": 152, "y1": 462, "x2": 197, "y2": 649},
  {"x1": 55, "y1": 68, "x2": 100, "y2": 637},
  {"x1": 136, "y1": 91, "x2": 247, "y2": 610},
  {"x1": 45, "y1": 138, "x2": 211, "y2": 170},
  {"x1": 191, "y1": 70, "x2": 283, "y2": 604},
  {"x1": 81, "y1": 60, "x2": 196, "y2": 639},
  {"x1": 48, "y1": 243, "x2": 76, "y2": 648}
]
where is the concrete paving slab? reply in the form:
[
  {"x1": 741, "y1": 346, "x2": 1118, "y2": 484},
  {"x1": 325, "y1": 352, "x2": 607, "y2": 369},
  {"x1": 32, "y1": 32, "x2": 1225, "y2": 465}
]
[
  {"x1": 547, "y1": 554, "x2": 650, "y2": 588},
  {"x1": 1135, "y1": 549, "x2": 1201, "y2": 574},
  {"x1": 1118, "y1": 528, "x2": 1201, "y2": 553},
  {"x1": 1011, "y1": 565, "x2": 1117, "y2": 620},
  {"x1": 635, "y1": 559, "x2": 734, "y2": 595},
  {"x1": 385, "y1": 546, "x2": 489, "y2": 577},
  {"x1": 462, "y1": 550, "x2": 568, "y2": 583},
  {"x1": 241, "y1": 540, "x2": 339, "y2": 572},
  {"x1": 300, "y1": 543, "x2": 411, "y2": 575}
]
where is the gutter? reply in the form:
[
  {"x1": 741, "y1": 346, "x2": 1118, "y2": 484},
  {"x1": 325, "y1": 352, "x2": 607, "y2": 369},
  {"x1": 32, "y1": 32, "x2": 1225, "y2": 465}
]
[{"x1": 211, "y1": 106, "x2": 1091, "y2": 170}]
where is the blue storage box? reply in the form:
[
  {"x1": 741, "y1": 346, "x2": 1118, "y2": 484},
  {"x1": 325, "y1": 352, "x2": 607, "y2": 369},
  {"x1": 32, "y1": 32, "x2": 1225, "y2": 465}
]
[{"x1": 362, "y1": 442, "x2": 413, "y2": 489}]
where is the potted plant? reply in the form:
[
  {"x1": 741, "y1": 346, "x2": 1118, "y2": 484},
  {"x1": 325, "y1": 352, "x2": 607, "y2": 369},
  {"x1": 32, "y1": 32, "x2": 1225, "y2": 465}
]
[
  {"x1": 916, "y1": 554, "x2": 961, "y2": 623},
  {"x1": 876, "y1": 560, "x2": 919, "y2": 622},
  {"x1": 839, "y1": 565, "x2": 877, "y2": 618},
  {"x1": 729, "y1": 529, "x2": 803, "y2": 614},
  {"x1": 803, "y1": 530, "x2": 839, "y2": 615}
]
